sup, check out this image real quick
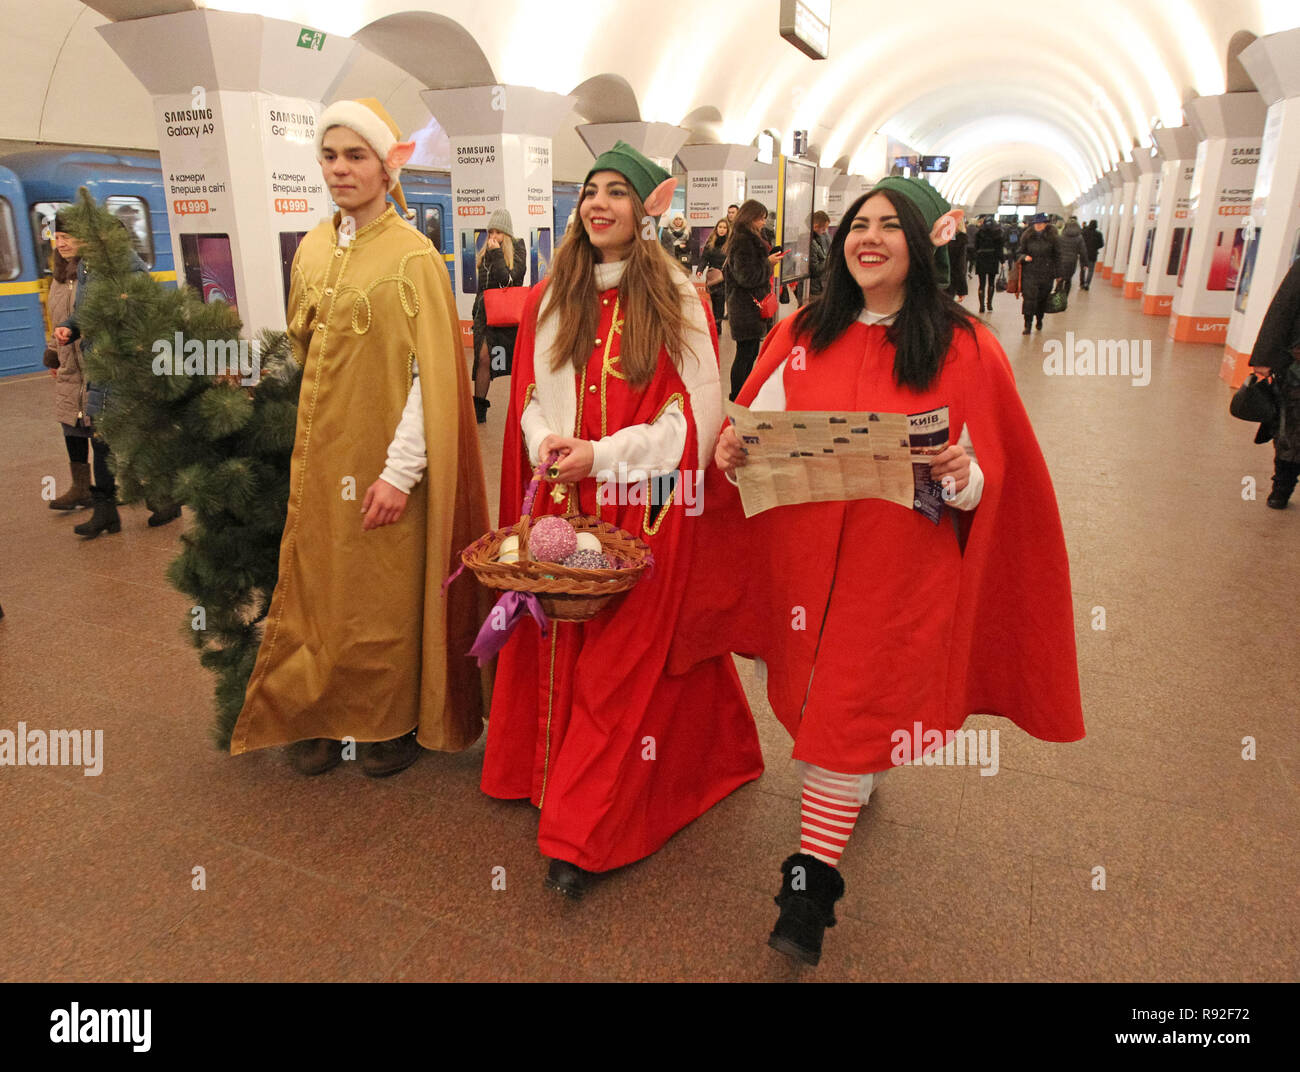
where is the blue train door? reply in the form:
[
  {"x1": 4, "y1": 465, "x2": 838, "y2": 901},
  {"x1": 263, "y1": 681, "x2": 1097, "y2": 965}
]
[{"x1": 0, "y1": 165, "x2": 47, "y2": 376}]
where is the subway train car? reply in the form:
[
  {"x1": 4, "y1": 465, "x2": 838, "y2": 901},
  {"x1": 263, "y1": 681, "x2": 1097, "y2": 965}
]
[
  {"x1": 0, "y1": 148, "x2": 584, "y2": 377},
  {"x1": 0, "y1": 149, "x2": 177, "y2": 376},
  {"x1": 0, "y1": 163, "x2": 48, "y2": 377}
]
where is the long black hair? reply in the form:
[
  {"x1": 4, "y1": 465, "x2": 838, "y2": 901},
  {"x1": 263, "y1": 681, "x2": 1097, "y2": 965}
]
[{"x1": 791, "y1": 186, "x2": 977, "y2": 391}]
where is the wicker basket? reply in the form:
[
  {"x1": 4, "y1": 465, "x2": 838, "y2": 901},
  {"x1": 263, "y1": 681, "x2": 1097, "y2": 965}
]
[{"x1": 460, "y1": 454, "x2": 653, "y2": 622}]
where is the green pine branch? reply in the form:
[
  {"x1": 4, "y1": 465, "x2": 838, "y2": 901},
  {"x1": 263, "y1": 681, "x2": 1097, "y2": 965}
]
[{"x1": 65, "y1": 188, "x2": 302, "y2": 749}]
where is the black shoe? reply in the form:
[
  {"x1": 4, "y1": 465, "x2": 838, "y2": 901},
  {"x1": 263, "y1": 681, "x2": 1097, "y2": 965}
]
[
  {"x1": 360, "y1": 730, "x2": 423, "y2": 777},
  {"x1": 1266, "y1": 461, "x2": 1299, "y2": 509},
  {"x1": 287, "y1": 738, "x2": 344, "y2": 776},
  {"x1": 768, "y1": 853, "x2": 845, "y2": 967},
  {"x1": 545, "y1": 858, "x2": 592, "y2": 900},
  {"x1": 1022, "y1": 325, "x2": 1032, "y2": 335},
  {"x1": 1035, "y1": 319, "x2": 1043, "y2": 331},
  {"x1": 74, "y1": 488, "x2": 121, "y2": 539},
  {"x1": 147, "y1": 502, "x2": 182, "y2": 527},
  {"x1": 978, "y1": 303, "x2": 985, "y2": 313},
  {"x1": 473, "y1": 396, "x2": 490, "y2": 424}
]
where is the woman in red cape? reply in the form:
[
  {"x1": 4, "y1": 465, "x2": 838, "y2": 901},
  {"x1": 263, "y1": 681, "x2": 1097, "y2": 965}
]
[
  {"x1": 668, "y1": 179, "x2": 1085, "y2": 966},
  {"x1": 481, "y1": 141, "x2": 763, "y2": 899}
]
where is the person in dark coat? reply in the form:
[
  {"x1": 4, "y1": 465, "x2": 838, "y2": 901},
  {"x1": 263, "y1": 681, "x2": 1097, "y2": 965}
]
[
  {"x1": 972, "y1": 215, "x2": 1005, "y2": 313},
  {"x1": 808, "y1": 210, "x2": 831, "y2": 299},
  {"x1": 1056, "y1": 218, "x2": 1088, "y2": 297},
  {"x1": 724, "y1": 199, "x2": 783, "y2": 400},
  {"x1": 1080, "y1": 220, "x2": 1104, "y2": 290},
  {"x1": 659, "y1": 213, "x2": 692, "y2": 271},
  {"x1": 1017, "y1": 213, "x2": 1059, "y2": 334},
  {"x1": 945, "y1": 219, "x2": 969, "y2": 302},
  {"x1": 1248, "y1": 257, "x2": 1300, "y2": 508},
  {"x1": 470, "y1": 208, "x2": 528, "y2": 423},
  {"x1": 698, "y1": 217, "x2": 730, "y2": 325}
]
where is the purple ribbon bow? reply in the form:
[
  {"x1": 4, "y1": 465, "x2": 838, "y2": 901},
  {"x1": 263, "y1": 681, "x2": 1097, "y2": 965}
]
[{"x1": 467, "y1": 590, "x2": 549, "y2": 666}]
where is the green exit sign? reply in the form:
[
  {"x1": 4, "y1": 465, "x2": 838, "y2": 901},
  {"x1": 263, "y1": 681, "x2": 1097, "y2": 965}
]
[{"x1": 297, "y1": 28, "x2": 326, "y2": 51}]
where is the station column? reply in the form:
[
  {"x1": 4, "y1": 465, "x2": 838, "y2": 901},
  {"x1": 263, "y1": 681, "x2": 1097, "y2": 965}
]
[
  {"x1": 1168, "y1": 91, "x2": 1266, "y2": 345},
  {"x1": 1099, "y1": 170, "x2": 1121, "y2": 279},
  {"x1": 1221, "y1": 27, "x2": 1300, "y2": 385},
  {"x1": 420, "y1": 85, "x2": 575, "y2": 335},
  {"x1": 677, "y1": 143, "x2": 758, "y2": 257},
  {"x1": 1109, "y1": 162, "x2": 1139, "y2": 289},
  {"x1": 1141, "y1": 127, "x2": 1199, "y2": 316},
  {"x1": 99, "y1": 10, "x2": 357, "y2": 337},
  {"x1": 1122, "y1": 152, "x2": 1161, "y2": 299}
]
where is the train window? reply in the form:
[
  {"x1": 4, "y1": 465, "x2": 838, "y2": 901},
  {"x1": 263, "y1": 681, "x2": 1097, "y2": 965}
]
[
  {"x1": 31, "y1": 201, "x2": 70, "y2": 273},
  {"x1": 424, "y1": 205, "x2": 443, "y2": 253},
  {"x1": 0, "y1": 197, "x2": 19, "y2": 280},
  {"x1": 106, "y1": 196, "x2": 154, "y2": 270}
]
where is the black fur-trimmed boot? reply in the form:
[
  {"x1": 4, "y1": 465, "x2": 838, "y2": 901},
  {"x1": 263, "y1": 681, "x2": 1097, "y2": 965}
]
[
  {"x1": 768, "y1": 852, "x2": 846, "y2": 967},
  {"x1": 1267, "y1": 459, "x2": 1300, "y2": 509},
  {"x1": 473, "y1": 396, "x2": 490, "y2": 424}
]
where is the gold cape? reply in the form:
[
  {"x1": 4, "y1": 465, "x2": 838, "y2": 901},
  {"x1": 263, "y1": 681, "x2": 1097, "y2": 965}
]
[{"x1": 231, "y1": 206, "x2": 490, "y2": 754}]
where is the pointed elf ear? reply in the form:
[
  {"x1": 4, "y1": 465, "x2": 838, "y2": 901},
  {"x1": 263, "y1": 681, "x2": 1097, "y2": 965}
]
[
  {"x1": 643, "y1": 177, "x2": 677, "y2": 218},
  {"x1": 386, "y1": 140, "x2": 416, "y2": 173},
  {"x1": 930, "y1": 209, "x2": 962, "y2": 247}
]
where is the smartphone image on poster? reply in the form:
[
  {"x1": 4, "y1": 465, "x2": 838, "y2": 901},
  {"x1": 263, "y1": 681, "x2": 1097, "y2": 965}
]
[
  {"x1": 1226, "y1": 227, "x2": 1245, "y2": 291},
  {"x1": 460, "y1": 229, "x2": 486, "y2": 294},
  {"x1": 1141, "y1": 227, "x2": 1155, "y2": 269},
  {"x1": 180, "y1": 233, "x2": 239, "y2": 312},
  {"x1": 529, "y1": 227, "x2": 552, "y2": 281},
  {"x1": 1166, "y1": 227, "x2": 1185, "y2": 276},
  {"x1": 1234, "y1": 229, "x2": 1260, "y2": 314},
  {"x1": 279, "y1": 232, "x2": 307, "y2": 306},
  {"x1": 1206, "y1": 230, "x2": 1233, "y2": 291},
  {"x1": 1177, "y1": 227, "x2": 1193, "y2": 287}
]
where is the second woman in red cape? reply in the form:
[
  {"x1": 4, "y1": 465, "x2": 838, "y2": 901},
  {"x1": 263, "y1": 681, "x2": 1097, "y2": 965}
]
[{"x1": 481, "y1": 141, "x2": 763, "y2": 899}]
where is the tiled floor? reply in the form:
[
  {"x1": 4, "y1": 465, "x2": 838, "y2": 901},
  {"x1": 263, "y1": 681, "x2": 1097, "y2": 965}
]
[{"x1": 1, "y1": 279, "x2": 1296, "y2": 982}]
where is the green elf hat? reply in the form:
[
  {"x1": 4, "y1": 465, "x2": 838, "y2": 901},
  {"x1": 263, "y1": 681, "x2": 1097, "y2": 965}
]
[
  {"x1": 585, "y1": 140, "x2": 673, "y2": 210},
  {"x1": 871, "y1": 176, "x2": 963, "y2": 289}
]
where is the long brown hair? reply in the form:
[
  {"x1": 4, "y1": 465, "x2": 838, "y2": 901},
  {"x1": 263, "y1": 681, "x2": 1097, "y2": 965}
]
[
  {"x1": 706, "y1": 218, "x2": 729, "y2": 249},
  {"x1": 540, "y1": 183, "x2": 689, "y2": 388},
  {"x1": 725, "y1": 199, "x2": 768, "y2": 256}
]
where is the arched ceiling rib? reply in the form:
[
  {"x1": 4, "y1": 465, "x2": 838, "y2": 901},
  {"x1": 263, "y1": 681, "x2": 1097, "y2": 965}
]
[{"x1": 4, "y1": 1, "x2": 1298, "y2": 197}]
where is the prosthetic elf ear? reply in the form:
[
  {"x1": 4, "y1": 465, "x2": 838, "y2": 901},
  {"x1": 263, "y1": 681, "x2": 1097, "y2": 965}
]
[
  {"x1": 930, "y1": 209, "x2": 963, "y2": 247},
  {"x1": 386, "y1": 140, "x2": 416, "y2": 173},
  {"x1": 643, "y1": 178, "x2": 677, "y2": 219}
]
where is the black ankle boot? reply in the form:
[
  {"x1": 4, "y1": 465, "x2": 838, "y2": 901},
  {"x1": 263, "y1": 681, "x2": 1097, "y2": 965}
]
[
  {"x1": 768, "y1": 852, "x2": 845, "y2": 966},
  {"x1": 545, "y1": 858, "x2": 592, "y2": 900},
  {"x1": 473, "y1": 396, "x2": 490, "y2": 424},
  {"x1": 1267, "y1": 460, "x2": 1300, "y2": 509},
  {"x1": 74, "y1": 488, "x2": 121, "y2": 539},
  {"x1": 146, "y1": 501, "x2": 182, "y2": 527},
  {"x1": 1022, "y1": 319, "x2": 1032, "y2": 335}
]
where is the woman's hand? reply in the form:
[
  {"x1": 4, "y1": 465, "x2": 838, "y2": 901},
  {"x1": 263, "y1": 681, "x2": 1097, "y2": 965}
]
[
  {"x1": 767, "y1": 251, "x2": 786, "y2": 266},
  {"x1": 539, "y1": 435, "x2": 594, "y2": 482},
  {"x1": 54, "y1": 326, "x2": 72, "y2": 345},
  {"x1": 361, "y1": 478, "x2": 408, "y2": 530},
  {"x1": 714, "y1": 424, "x2": 747, "y2": 474},
  {"x1": 928, "y1": 444, "x2": 971, "y2": 496},
  {"x1": 486, "y1": 234, "x2": 501, "y2": 250}
]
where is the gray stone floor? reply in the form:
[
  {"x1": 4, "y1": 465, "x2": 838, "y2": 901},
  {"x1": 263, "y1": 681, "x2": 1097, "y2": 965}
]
[{"x1": 1, "y1": 278, "x2": 1296, "y2": 981}]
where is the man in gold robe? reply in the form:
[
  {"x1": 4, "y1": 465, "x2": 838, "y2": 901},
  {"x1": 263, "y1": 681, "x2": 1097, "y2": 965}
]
[{"x1": 231, "y1": 98, "x2": 490, "y2": 776}]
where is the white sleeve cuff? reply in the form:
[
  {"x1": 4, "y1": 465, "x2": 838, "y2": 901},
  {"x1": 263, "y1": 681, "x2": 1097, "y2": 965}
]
[
  {"x1": 589, "y1": 400, "x2": 688, "y2": 482},
  {"x1": 379, "y1": 365, "x2": 426, "y2": 495}
]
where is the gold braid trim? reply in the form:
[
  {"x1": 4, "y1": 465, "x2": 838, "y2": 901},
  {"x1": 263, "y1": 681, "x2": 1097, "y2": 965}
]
[{"x1": 343, "y1": 246, "x2": 436, "y2": 335}]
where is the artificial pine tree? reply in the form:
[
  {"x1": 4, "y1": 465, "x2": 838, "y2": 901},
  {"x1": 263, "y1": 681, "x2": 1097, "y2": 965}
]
[{"x1": 66, "y1": 187, "x2": 301, "y2": 747}]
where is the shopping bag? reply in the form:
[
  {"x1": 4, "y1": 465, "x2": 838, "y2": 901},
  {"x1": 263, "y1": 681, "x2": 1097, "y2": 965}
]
[
  {"x1": 995, "y1": 266, "x2": 1007, "y2": 293},
  {"x1": 1006, "y1": 262, "x2": 1022, "y2": 297},
  {"x1": 1046, "y1": 288, "x2": 1068, "y2": 314}
]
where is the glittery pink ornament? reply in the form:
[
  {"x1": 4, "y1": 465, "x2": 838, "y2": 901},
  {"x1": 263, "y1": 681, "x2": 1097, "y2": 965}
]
[
  {"x1": 528, "y1": 516, "x2": 578, "y2": 562},
  {"x1": 561, "y1": 548, "x2": 612, "y2": 570}
]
